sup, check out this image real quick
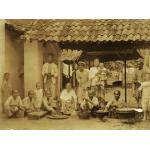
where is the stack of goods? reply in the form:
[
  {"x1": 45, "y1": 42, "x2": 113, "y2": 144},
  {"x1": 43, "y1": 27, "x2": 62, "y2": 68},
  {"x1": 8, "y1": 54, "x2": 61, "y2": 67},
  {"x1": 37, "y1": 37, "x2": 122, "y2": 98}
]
[{"x1": 104, "y1": 61, "x2": 123, "y2": 85}]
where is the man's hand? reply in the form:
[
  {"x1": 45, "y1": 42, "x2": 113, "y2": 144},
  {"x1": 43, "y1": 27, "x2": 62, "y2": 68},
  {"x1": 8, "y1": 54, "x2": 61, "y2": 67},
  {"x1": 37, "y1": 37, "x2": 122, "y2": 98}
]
[{"x1": 12, "y1": 106, "x2": 19, "y2": 112}]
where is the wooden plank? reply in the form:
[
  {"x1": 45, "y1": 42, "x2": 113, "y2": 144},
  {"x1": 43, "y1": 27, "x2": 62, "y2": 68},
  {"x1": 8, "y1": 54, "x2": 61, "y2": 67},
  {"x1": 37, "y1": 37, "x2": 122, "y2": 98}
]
[{"x1": 28, "y1": 111, "x2": 48, "y2": 120}]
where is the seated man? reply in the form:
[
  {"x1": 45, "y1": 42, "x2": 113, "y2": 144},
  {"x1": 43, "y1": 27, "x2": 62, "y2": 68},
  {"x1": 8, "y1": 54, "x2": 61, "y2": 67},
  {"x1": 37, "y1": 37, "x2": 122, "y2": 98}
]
[
  {"x1": 60, "y1": 83, "x2": 77, "y2": 115},
  {"x1": 80, "y1": 90, "x2": 99, "y2": 117},
  {"x1": 4, "y1": 90, "x2": 24, "y2": 118},
  {"x1": 23, "y1": 90, "x2": 39, "y2": 114},
  {"x1": 105, "y1": 90, "x2": 124, "y2": 117},
  {"x1": 42, "y1": 91, "x2": 56, "y2": 114}
]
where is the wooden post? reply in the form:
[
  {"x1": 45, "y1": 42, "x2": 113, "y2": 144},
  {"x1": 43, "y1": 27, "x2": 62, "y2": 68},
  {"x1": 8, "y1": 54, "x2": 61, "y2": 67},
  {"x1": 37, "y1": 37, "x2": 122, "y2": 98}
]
[
  {"x1": 24, "y1": 41, "x2": 43, "y2": 96},
  {"x1": 0, "y1": 20, "x2": 5, "y2": 112},
  {"x1": 124, "y1": 59, "x2": 127, "y2": 104},
  {"x1": 57, "y1": 54, "x2": 62, "y2": 99},
  {"x1": 57, "y1": 54, "x2": 62, "y2": 113}
]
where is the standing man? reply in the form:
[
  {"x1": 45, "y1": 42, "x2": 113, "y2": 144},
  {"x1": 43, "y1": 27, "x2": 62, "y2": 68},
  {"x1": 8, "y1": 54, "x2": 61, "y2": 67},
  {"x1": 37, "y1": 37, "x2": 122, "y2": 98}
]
[
  {"x1": 1, "y1": 72, "x2": 12, "y2": 113},
  {"x1": 42, "y1": 53, "x2": 58, "y2": 99},
  {"x1": 89, "y1": 58, "x2": 106, "y2": 98},
  {"x1": 76, "y1": 61, "x2": 89, "y2": 104},
  {"x1": 138, "y1": 73, "x2": 150, "y2": 121},
  {"x1": 89, "y1": 58, "x2": 100, "y2": 88},
  {"x1": 133, "y1": 61, "x2": 145, "y2": 107}
]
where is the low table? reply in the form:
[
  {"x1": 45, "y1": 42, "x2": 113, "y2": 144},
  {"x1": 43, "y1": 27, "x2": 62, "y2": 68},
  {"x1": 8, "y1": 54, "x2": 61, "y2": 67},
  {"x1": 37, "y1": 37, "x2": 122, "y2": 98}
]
[{"x1": 116, "y1": 108, "x2": 143, "y2": 124}]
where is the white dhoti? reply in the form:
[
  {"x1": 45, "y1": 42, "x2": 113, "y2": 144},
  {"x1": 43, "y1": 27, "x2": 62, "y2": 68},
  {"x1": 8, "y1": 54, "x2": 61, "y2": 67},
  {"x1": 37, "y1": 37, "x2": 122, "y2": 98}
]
[{"x1": 42, "y1": 62, "x2": 58, "y2": 98}]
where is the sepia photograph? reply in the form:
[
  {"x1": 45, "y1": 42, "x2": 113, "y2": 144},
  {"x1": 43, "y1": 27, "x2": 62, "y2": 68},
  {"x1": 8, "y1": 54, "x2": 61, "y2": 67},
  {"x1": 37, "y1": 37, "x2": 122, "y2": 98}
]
[{"x1": 1, "y1": 19, "x2": 150, "y2": 130}]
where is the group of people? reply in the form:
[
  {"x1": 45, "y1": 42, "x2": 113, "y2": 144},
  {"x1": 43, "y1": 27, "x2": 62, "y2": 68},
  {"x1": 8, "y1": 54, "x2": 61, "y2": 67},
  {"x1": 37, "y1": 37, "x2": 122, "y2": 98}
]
[
  {"x1": 2, "y1": 53, "x2": 150, "y2": 121},
  {"x1": 2, "y1": 83, "x2": 58, "y2": 118},
  {"x1": 0, "y1": 53, "x2": 125, "y2": 119}
]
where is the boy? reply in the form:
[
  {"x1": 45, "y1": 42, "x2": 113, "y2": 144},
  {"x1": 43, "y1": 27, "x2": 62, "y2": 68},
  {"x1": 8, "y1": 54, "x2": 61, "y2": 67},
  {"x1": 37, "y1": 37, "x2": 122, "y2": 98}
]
[{"x1": 35, "y1": 82, "x2": 43, "y2": 108}]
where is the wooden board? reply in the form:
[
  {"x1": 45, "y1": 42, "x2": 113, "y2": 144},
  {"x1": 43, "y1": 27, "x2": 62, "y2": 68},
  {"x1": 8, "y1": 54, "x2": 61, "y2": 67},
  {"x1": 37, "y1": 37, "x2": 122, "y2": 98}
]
[
  {"x1": 28, "y1": 111, "x2": 48, "y2": 120},
  {"x1": 47, "y1": 114, "x2": 69, "y2": 119}
]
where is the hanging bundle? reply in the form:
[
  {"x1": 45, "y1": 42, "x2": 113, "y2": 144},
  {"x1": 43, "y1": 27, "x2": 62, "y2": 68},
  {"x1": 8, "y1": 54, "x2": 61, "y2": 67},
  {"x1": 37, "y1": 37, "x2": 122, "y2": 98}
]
[{"x1": 60, "y1": 49, "x2": 83, "y2": 62}]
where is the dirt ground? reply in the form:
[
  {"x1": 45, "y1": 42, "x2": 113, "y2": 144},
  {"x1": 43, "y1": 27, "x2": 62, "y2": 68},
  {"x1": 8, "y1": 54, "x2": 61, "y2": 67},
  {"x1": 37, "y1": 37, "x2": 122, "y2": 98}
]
[
  {"x1": 0, "y1": 87, "x2": 150, "y2": 130},
  {"x1": 0, "y1": 114, "x2": 150, "y2": 130}
]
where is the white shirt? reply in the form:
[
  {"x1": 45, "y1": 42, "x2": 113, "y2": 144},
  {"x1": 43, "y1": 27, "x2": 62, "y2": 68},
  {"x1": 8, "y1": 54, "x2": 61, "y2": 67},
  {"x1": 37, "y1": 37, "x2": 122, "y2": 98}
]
[
  {"x1": 35, "y1": 89, "x2": 43, "y2": 107},
  {"x1": 89, "y1": 67, "x2": 100, "y2": 86},
  {"x1": 5, "y1": 96, "x2": 22, "y2": 108},
  {"x1": 42, "y1": 62, "x2": 58, "y2": 84},
  {"x1": 42, "y1": 62, "x2": 58, "y2": 77},
  {"x1": 80, "y1": 96, "x2": 99, "y2": 110},
  {"x1": 106, "y1": 97, "x2": 124, "y2": 108},
  {"x1": 60, "y1": 89, "x2": 77, "y2": 102},
  {"x1": 63, "y1": 63, "x2": 73, "y2": 77},
  {"x1": 138, "y1": 81, "x2": 150, "y2": 99},
  {"x1": 76, "y1": 69, "x2": 89, "y2": 88}
]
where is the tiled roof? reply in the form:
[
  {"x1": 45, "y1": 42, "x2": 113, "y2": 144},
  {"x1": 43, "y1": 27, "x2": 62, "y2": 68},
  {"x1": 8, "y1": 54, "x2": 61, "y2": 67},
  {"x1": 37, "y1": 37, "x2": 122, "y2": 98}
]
[{"x1": 6, "y1": 19, "x2": 150, "y2": 42}]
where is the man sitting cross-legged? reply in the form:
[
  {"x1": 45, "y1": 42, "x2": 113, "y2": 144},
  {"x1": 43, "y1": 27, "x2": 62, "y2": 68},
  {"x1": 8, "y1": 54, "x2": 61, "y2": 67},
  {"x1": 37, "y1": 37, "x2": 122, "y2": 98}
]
[
  {"x1": 105, "y1": 90, "x2": 125, "y2": 117},
  {"x1": 78, "y1": 90, "x2": 100, "y2": 119},
  {"x1": 4, "y1": 90, "x2": 24, "y2": 118},
  {"x1": 42, "y1": 91, "x2": 56, "y2": 114},
  {"x1": 22, "y1": 90, "x2": 39, "y2": 114},
  {"x1": 60, "y1": 83, "x2": 77, "y2": 115}
]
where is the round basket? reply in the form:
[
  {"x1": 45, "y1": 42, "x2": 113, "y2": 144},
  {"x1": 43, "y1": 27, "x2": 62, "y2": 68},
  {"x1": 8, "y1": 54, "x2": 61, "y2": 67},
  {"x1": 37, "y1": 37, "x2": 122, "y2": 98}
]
[
  {"x1": 96, "y1": 110, "x2": 109, "y2": 119},
  {"x1": 47, "y1": 114, "x2": 69, "y2": 120}
]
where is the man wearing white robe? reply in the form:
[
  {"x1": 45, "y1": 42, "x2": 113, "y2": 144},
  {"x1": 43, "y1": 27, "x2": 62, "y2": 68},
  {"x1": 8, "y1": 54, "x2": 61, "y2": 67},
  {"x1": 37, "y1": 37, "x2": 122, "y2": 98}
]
[{"x1": 42, "y1": 54, "x2": 58, "y2": 98}]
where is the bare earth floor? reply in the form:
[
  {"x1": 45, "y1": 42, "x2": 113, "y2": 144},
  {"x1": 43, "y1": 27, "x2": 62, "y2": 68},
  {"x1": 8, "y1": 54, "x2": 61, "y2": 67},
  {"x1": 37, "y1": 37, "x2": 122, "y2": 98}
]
[
  {"x1": 0, "y1": 114, "x2": 150, "y2": 130},
  {"x1": 0, "y1": 87, "x2": 149, "y2": 130}
]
